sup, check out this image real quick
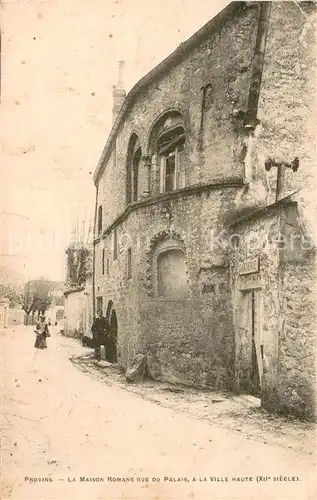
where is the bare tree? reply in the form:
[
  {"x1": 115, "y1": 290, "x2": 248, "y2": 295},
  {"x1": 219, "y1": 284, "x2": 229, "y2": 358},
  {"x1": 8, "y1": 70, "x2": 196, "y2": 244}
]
[
  {"x1": 0, "y1": 283, "x2": 24, "y2": 309},
  {"x1": 22, "y1": 279, "x2": 54, "y2": 324},
  {"x1": 65, "y1": 243, "x2": 92, "y2": 289}
]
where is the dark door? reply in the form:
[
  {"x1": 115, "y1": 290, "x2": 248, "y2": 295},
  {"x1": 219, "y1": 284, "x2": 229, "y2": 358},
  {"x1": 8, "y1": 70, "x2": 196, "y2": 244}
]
[
  {"x1": 250, "y1": 291, "x2": 261, "y2": 396},
  {"x1": 107, "y1": 309, "x2": 118, "y2": 363}
]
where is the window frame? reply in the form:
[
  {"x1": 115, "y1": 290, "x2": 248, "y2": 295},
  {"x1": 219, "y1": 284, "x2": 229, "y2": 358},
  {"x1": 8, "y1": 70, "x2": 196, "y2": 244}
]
[
  {"x1": 127, "y1": 248, "x2": 132, "y2": 280},
  {"x1": 102, "y1": 248, "x2": 105, "y2": 275},
  {"x1": 157, "y1": 126, "x2": 186, "y2": 194},
  {"x1": 127, "y1": 134, "x2": 142, "y2": 204},
  {"x1": 152, "y1": 238, "x2": 188, "y2": 300},
  {"x1": 113, "y1": 228, "x2": 118, "y2": 261},
  {"x1": 106, "y1": 257, "x2": 110, "y2": 276},
  {"x1": 132, "y1": 146, "x2": 142, "y2": 202},
  {"x1": 97, "y1": 205, "x2": 103, "y2": 235}
]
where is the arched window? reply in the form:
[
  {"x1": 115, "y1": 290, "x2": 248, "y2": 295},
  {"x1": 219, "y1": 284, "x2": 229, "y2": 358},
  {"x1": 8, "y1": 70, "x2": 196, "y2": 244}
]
[
  {"x1": 97, "y1": 205, "x2": 103, "y2": 235},
  {"x1": 127, "y1": 134, "x2": 142, "y2": 203},
  {"x1": 157, "y1": 249, "x2": 188, "y2": 298},
  {"x1": 149, "y1": 112, "x2": 186, "y2": 194},
  {"x1": 152, "y1": 236, "x2": 188, "y2": 299}
]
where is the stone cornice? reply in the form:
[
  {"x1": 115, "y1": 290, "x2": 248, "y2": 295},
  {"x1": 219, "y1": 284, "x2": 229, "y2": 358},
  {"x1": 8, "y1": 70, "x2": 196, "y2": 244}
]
[
  {"x1": 94, "y1": 178, "x2": 245, "y2": 244},
  {"x1": 229, "y1": 192, "x2": 299, "y2": 228}
]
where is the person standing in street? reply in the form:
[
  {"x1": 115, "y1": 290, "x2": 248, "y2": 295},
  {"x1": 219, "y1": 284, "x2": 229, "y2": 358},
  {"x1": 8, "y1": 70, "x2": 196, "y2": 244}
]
[
  {"x1": 34, "y1": 315, "x2": 50, "y2": 349},
  {"x1": 91, "y1": 309, "x2": 109, "y2": 361}
]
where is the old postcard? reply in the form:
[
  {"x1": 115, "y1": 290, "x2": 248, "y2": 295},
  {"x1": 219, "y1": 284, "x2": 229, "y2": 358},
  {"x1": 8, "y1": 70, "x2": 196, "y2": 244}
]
[{"x1": 1, "y1": 1, "x2": 316, "y2": 499}]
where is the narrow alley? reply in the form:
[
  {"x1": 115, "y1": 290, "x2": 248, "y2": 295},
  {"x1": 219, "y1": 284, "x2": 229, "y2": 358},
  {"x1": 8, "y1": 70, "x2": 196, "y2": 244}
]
[{"x1": 1, "y1": 326, "x2": 316, "y2": 500}]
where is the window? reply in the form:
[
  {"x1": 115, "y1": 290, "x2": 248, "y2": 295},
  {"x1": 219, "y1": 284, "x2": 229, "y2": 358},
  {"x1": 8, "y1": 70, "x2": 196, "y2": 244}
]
[
  {"x1": 96, "y1": 296, "x2": 103, "y2": 313},
  {"x1": 151, "y1": 235, "x2": 188, "y2": 299},
  {"x1": 157, "y1": 249, "x2": 188, "y2": 298},
  {"x1": 97, "y1": 205, "x2": 103, "y2": 235},
  {"x1": 132, "y1": 147, "x2": 141, "y2": 201},
  {"x1": 113, "y1": 228, "x2": 118, "y2": 260},
  {"x1": 148, "y1": 112, "x2": 186, "y2": 194},
  {"x1": 202, "y1": 283, "x2": 215, "y2": 295},
  {"x1": 102, "y1": 249, "x2": 105, "y2": 275},
  {"x1": 127, "y1": 248, "x2": 132, "y2": 279},
  {"x1": 106, "y1": 257, "x2": 110, "y2": 276},
  {"x1": 158, "y1": 126, "x2": 185, "y2": 193},
  {"x1": 127, "y1": 134, "x2": 142, "y2": 204}
]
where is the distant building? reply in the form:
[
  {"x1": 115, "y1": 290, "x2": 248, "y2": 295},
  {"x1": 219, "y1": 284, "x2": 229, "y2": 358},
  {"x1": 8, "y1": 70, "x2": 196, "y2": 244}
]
[{"x1": 92, "y1": 2, "x2": 316, "y2": 420}]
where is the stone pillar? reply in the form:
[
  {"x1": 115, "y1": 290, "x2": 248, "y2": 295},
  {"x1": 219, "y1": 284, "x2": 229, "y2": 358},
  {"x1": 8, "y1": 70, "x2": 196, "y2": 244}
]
[
  {"x1": 0, "y1": 298, "x2": 10, "y2": 329},
  {"x1": 142, "y1": 155, "x2": 152, "y2": 197}
]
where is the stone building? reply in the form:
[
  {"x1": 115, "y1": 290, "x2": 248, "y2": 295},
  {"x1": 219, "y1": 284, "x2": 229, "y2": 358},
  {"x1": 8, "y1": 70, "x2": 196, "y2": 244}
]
[{"x1": 93, "y1": 2, "x2": 316, "y2": 420}]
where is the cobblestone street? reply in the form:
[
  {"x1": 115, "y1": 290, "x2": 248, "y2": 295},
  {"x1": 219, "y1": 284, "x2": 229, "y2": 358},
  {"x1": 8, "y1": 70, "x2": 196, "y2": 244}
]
[{"x1": 2, "y1": 326, "x2": 316, "y2": 500}]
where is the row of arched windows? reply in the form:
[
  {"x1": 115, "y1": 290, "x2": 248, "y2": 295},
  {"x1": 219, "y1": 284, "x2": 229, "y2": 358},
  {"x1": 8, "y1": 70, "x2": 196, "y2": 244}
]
[{"x1": 97, "y1": 111, "x2": 187, "y2": 236}]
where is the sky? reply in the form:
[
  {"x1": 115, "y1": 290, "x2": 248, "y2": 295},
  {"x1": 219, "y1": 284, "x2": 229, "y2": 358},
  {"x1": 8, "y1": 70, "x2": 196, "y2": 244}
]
[{"x1": 1, "y1": 0, "x2": 230, "y2": 281}]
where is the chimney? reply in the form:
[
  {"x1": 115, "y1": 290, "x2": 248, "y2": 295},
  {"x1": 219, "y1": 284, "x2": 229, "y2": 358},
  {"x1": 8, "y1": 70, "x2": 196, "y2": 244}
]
[{"x1": 112, "y1": 60, "x2": 126, "y2": 124}]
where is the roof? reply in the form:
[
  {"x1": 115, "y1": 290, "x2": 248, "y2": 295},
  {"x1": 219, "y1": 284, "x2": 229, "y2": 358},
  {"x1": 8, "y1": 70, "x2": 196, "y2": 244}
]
[
  {"x1": 93, "y1": 1, "x2": 248, "y2": 185},
  {"x1": 229, "y1": 192, "x2": 300, "y2": 228}
]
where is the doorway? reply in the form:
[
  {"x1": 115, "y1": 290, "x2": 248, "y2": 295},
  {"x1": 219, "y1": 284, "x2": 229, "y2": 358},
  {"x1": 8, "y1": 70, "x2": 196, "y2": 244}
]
[
  {"x1": 237, "y1": 288, "x2": 263, "y2": 397},
  {"x1": 105, "y1": 300, "x2": 118, "y2": 363},
  {"x1": 108, "y1": 309, "x2": 118, "y2": 363},
  {"x1": 250, "y1": 290, "x2": 263, "y2": 396}
]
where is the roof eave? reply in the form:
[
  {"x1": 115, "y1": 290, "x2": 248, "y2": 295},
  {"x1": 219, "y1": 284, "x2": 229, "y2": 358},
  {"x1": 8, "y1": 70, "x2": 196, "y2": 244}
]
[{"x1": 93, "y1": 1, "x2": 247, "y2": 185}]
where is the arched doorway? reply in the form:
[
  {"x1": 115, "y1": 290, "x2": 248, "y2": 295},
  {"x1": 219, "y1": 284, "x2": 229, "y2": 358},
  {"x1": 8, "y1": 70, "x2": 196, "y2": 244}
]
[
  {"x1": 105, "y1": 301, "x2": 118, "y2": 363},
  {"x1": 109, "y1": 309, "x2": 118, "y2": 363}
]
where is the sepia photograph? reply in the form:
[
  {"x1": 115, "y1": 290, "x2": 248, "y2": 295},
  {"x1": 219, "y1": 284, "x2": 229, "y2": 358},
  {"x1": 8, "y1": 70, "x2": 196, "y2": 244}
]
[{"x1": 1, "y1": 1, "x2": 316, "y2": 499}]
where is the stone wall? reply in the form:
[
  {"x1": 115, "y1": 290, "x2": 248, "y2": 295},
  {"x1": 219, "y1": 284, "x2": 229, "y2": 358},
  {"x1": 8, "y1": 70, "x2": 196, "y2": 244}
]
[
  {"x1": 255, "y1": 2, "x2": 317, "y2": 209},
  {"x1": 96, "y1": 2, "x2": 259, "y2": 232},
  {"x1": 7, "y1": 308, "x2": 25, "y2": 326},
  {"x1": 230, "y1": 201, "x2": 316, "y2": 420},
  {"x1": 230, "y1": 208, "x2": 280, "y2": 400},
  {"x1": 96, "y1": 188, "x2": 239, "y2": 387},
  {"x1": 93, "y1": 2, "x2": 317, "y2": 414}
]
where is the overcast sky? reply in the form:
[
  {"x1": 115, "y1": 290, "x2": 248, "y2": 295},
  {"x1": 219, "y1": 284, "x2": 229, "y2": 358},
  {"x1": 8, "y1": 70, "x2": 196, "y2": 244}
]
[{"x1": 1, "y1": 0, "x2": 229, "y2": 281}]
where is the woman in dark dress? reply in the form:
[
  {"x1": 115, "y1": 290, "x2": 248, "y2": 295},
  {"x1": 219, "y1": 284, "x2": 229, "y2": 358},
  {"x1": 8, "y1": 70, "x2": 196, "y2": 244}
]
[{"x1": 34, "y1": 316, "x2": 49, "y2": 349}]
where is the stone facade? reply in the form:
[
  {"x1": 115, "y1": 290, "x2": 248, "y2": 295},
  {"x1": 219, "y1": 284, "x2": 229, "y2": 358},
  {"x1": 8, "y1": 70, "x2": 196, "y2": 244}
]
[{"x1": 93, "y1": 2, "x2": 316, "y2": 419}]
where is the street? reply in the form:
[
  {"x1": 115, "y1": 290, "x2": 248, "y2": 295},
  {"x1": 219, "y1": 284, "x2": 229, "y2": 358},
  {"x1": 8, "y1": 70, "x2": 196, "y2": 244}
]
[{"x1": 1, "y1": 326, "x2": 316, "y2": 500}]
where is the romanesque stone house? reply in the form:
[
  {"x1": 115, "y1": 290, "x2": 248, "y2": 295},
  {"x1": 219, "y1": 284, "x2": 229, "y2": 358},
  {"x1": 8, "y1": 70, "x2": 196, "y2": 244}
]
[{"x1": 93, "y1": 1, "x2": 316, "y2": 420}]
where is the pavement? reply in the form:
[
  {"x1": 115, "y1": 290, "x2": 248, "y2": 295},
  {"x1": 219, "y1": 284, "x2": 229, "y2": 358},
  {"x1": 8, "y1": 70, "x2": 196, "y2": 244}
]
[{"x1": 1, "y1": 325, "x2": 316, "y2": 500}]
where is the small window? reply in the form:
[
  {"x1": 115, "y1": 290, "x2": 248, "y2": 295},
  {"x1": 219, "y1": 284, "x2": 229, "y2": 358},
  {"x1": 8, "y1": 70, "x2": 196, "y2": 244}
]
[
  {"x1": 106, "y1": 257, "x2": 110, "y2": 276},
  {"x1": 132, "y1": 147, "x2": 141, "y2": 202},
  {"x1": 127, "y1": 134, "x2": 142, "y2": 204},
  {"x1": 113, "y1": 228, "x2": 118, "y2": 260},
  {"x1": 202, "y1": 283, "x2": 215, "y2": 295},
  {"x1": 96, "y1": 296, "x2": 103, "y2": 312},
  {"x1": 102, "y1": 249, "x2": 105, "y2": 275},
  {"x1": 97, "y1": 206, "x2": 103, "y2": 235},
  {"x1": 127, "y1": 248, "x2": 132, "y2": 279}
]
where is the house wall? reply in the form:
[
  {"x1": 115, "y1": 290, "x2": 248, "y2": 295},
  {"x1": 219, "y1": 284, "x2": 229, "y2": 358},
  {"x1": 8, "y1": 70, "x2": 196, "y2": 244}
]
[
  {"x1": 230, "y1": 209, "x2": 281, "y2": 403},
  {"x1": 63, "y1": 279, "x2": 93, "y2": 339},
  {"x1": 255, "y1": 2, "x2": 316, "y2": 212},
  {"x1": 230, "y1": 202, "x2": 316, "y2": 420},
  {"x1": 7, "y1": 308, "x2": 25, "y2": 326},
  {"x1": 63, "y1": 290, "x2": 85, "y2": 338},
  {"x1": 94, "y1": 3, "x2": 261, "y2": 388},
  {"x1": 93, "y1": 2, "x2": 317, "y2": 415},
  {"x1": 95, "y1": 2, "x2": 260, "y2": 232}
]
